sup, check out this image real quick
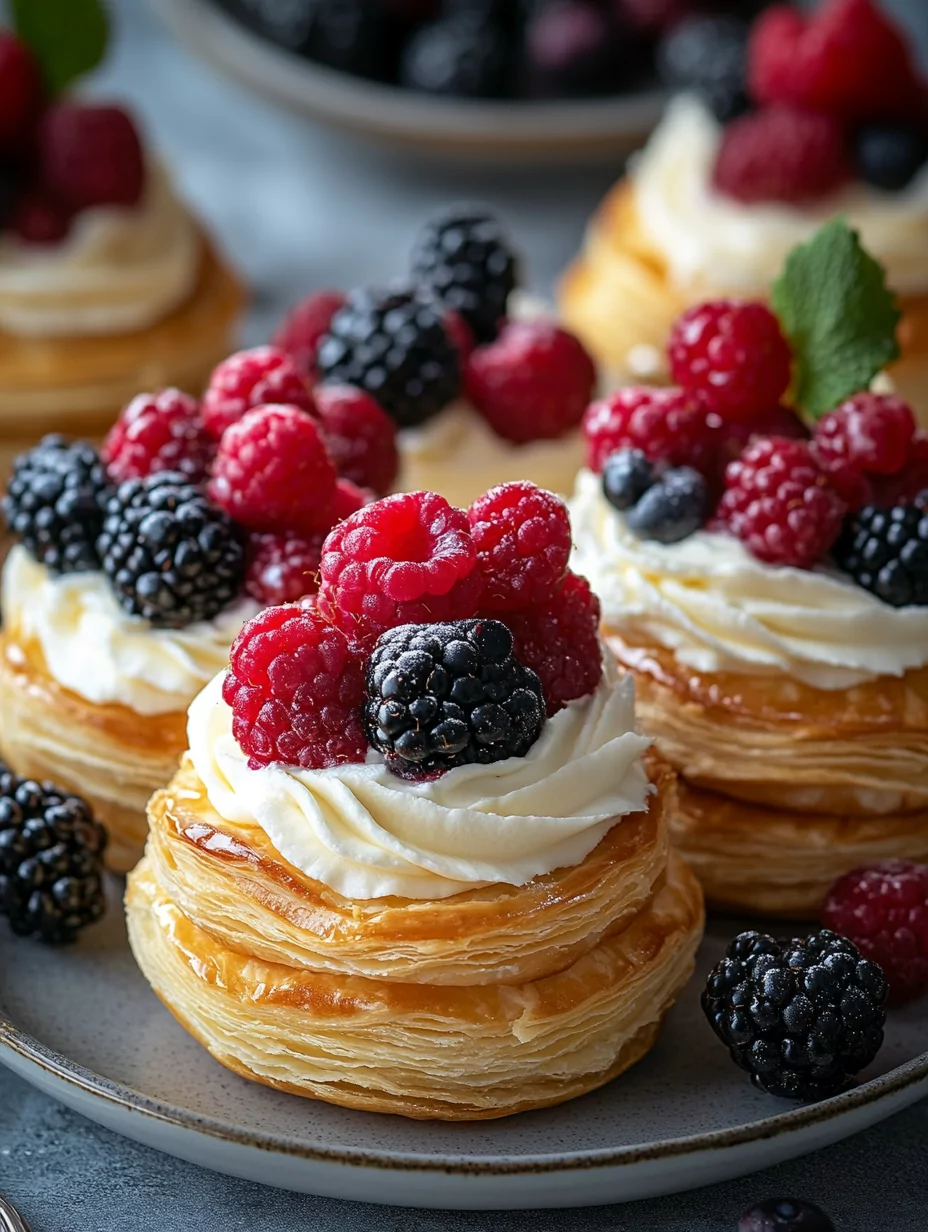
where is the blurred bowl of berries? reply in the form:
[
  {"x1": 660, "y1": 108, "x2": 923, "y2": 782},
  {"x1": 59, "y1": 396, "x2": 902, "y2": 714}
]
[{"x1": 152, "y1": 0, "x2": 769, "y2": 161}]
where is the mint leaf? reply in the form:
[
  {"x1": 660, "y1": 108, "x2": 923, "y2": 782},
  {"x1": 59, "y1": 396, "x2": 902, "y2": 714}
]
[
  {"x1": 770, "y1": 217, "x2": 901, "y2": 420},
  {"x1": 12, "y1": 0, "x2": 109, "y2": 95}
]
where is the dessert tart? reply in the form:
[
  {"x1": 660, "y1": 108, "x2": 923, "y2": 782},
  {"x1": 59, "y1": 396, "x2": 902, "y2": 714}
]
[
  {"x1": 126, "y1": 481, "x2": 704, "y2": 1119},
  {"x1": 559, "y1": 0, "x2": 928, "y2": 421},
  {"x1": 569, "y1": 223, "x2": 928, "y2": 918},
  {"x1": 0, "y1": 368, "x2": 382, "y2": 871},
  {"x1": 0, "y1": 22, "x2": 243, "y2": 476},
  {"x1": 272, "y1": 208, "x2": 596, "y2": 507}
]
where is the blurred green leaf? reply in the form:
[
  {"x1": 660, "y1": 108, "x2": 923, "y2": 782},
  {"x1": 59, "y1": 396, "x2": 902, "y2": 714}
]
[{"x1": 12, "y1": 0, "x2": 109, "y2": 95}]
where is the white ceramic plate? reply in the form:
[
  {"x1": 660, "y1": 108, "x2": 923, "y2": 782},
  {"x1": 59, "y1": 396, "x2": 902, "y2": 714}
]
[
  {"x1": 1, "y1": 879, "x2": 926, "y2": 1210},
  {"x1": 151, "y1": 0, "x2": 666, "y2": 161}
]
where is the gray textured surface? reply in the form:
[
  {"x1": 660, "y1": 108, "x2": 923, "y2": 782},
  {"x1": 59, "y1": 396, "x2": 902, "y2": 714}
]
[{"x1": 1, "y1": 0, "x2": 927, "y2": 1228}]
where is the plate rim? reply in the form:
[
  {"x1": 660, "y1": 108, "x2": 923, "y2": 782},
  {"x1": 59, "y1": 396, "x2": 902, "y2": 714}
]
[{"x1": 2, "y1": 994, "x2": 927, "y2": 1176}]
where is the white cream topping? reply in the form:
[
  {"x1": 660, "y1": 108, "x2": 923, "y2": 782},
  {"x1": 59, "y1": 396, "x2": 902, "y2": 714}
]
[
  {"x1": 0, "y1": 164, "x2": 200, "y2": 337},
  {"x1": 570, "y1": 469, "x2": 928, "y2": 690},
  {"x1": 187, "y1": 656, "x2": 652, "y2": 901},
  {"x1": 633, "y1": 96, "x2": 928, "y2": 297},
  {"x1": 2, "y1": 547, "x2": 258, "y2": 715}
]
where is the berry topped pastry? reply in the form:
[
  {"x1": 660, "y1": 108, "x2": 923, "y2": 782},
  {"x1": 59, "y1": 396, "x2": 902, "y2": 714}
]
[
  {"x1": 272, "y1": 206, "x2": 597, "y2": 508},
  {"x1": 560, "y1": 0, "x2": 928, "y2": 421},
  {"x1": 0, "y1": 7, "x2": 243, "y2": 473},
  {"x1": 0, "y1": 360, "x2": 373, "y2": 870},
  {"x1": 570, "y1": 220, "x2": 928, "y2": 919},
  {"x1": 124, "y1": 480, "x2": 704, "y2": 1119}
]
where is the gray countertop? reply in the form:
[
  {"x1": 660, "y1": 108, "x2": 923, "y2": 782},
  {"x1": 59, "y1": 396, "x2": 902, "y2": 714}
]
[{"x1": 1, "y1": 1, "x2": 927, "y2": 1228}]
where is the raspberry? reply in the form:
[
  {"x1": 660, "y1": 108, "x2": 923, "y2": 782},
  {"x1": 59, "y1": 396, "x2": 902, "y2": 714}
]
[
  {"x1": 465, "y1": 320, "x2": 596, "y2": 444},
  {"x1": 813, "y1": 394, "x2": 917, "y2": 511},
  {"x1": 102, "y1": 389, "x2": 215, "y2": 485},
  {"x1": 38, "y1": 104, "x2": 145, "y2": 210},
  {"x1": 0, "y1": 32, "x2": 42, "y2": 151},
  {"x1": 318, "y1": 490, "x2": 483, "y2": 646},
  {"x1": 823, "y1": 861, "x2": 928, "y2": 1005},
  {"x1": 717, "y1": 437, "x2": 847, "y2": 569},
  {"x1": 272, "y1": 290, "x2": 346, "y2": 380},
  {"x1": 468, "y1": 481, "x2": 571, "y2": 612},
  {"x1": 330, "y1": 477, "x2": 368, "y2": 521},
  {"x1": 313, "y1": 384, "x2": 399, "y2": 497},
  {"x1": 707, "y1": 403, "x2": 809, "y2": 489},
  {"x1": 209, "y1": 404, "x2": 337, "y2": 535},
  {"x1": 244, "y1": 530, "x2": 324, "y2": 606},
  {"x1": 223, "y1": 604, "x2": 367, "y2": 770},
  {"x1": 872, "y1": 431, "x2": 928, "y2": 507},
  {"x1": 668, "y1": 300, "x2": 793, "y2": 422},
  {"x1": 443, "y1": 308, "x2": 475, "y2": 366},
  {"x1": 713, "y1": 106, "x2": 850, "y2": 205},
  {"x1": 582, "y1": 387, "x2": 714, "y2": 474},
  {"x1": 10, "y1": 187, "x2": 72, "y2": 245},
  {"x1": 504, "y1": 571, "x2": 602, "y2": 716},
  {"x1": 749, "y1": 0, "x2": 922, "y2": 124},
  {"x1": 201, "y1": 347, "x2": 316, "y2": 439}
]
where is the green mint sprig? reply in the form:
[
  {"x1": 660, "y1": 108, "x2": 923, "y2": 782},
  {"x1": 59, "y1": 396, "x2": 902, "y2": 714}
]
[
  {"x1": 11, "y1": 0, "x2": 109, "y2": 95},
  {"x1": 771, "y1": 217, "x2": 902, "y2": 421}
]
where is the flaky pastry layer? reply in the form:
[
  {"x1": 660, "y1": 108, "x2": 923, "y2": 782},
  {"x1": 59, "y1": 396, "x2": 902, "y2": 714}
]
[
  {"x1": 0, "y1": 634, "x2": 186, "y2": 872},
  {"x1": 607, "y1": 634, "x2": 928, "y2": 817},
  {"x1": 126, "y1": 848, "x2": 703, "y2": 1120},
  {"x1": 558, "y1": 180, "x2": 928, "y2": 419}
]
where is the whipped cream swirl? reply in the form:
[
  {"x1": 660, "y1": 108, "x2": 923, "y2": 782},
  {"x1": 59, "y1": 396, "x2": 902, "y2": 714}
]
[
  {"x1": 570, "y1": 469, "x2": 928, "y2": 690},
  {"x1": 187, "y1": 656, "x2": 653, "y2": 901},
  {"x1": 0, "y1": 164, "x2": 200, "y2": 337},
  {"x1": 633, "y1": 96, "x2": 928, "y2": 297},
  {"x1": 2, "y1": 547, "x2": 258, "y2": 715}
]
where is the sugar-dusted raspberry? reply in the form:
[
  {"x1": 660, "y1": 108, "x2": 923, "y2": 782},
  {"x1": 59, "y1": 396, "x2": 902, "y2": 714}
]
[
  {"x1": 272, "y1": 290, "x2": 346, "y2": 380},
  {"x1": 223, "y1": 604, "x2": 367, "y2": 770},
  {"x1": 668, "y1": 300, "x2": 793, "y2": 422},
  {"x1": 39, "y1": 104, "x2": 145, "y2": 210},
  {"x1": 872, "y1": 431, "x2": 928, "y2": 507},
  {"x1": 244, "y1": 530, "x2": 324, "y2": 606},
  {"x1": 209, "y1": 404, "x2": 337, "y2": 535},
  {"x1": 10, "y1": 188, "x2": 72, "y2": 244},
  {"x1": 468, "y1": 481, "x2": 571, "y2": 612},
  {"x1": 823, "y1": 861, "x2": 928, "y2": 1005},
  {"x1": 814, "y1": 393, "x2": 916, "y2": 476},
  {"x1": 713, "y1": 106, "x2": 850, "y2": 205},
  {"x1": 504, "y1": 571, "x2": 602, "y2": 716},
  {"x1": 0, "y1": 32, "x2": 42, "y2": 151},
  {"x1": 313, "y1": 384, "x2": 398, "y2": 497},
  {"x1": 717, "y1": 436, "x2": 847, "y2": 569},
  {"x1": 330, "y1": 477, "x2": 368, "y2": 521},
  {"x1": 465, "y1": 320, "x2": 596, "y2": 444},
  {"x1": 102, "y1": 388, "x2": 215, "y2": 484},
  {"x1": 582, "y1": 387, "x2": 714, "y2": 474},
  {"x1": 318, "y1": 490, "x2": 483, "y2": 646},
  {"x1": 201, "y1": 346, "x2": 316, "y2": 439},
  {"x1": 707, "y1": 403, "x2": 808, "y2": 489},
  {"x1": 749, "y1": 0, "x2": 922, "y2": 124}
]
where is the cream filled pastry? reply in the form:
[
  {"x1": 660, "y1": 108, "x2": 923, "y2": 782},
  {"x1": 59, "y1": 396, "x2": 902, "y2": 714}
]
[
  {"x1": 560, "y1": 0, "x2": 928, "y2": 420},
  {"x1": 126, "y1": 481, "x2": 703, "y2": 1119}
]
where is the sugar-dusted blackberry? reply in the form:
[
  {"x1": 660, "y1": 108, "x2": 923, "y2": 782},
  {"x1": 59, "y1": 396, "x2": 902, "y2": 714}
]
[
  {"x1": 855, "y1": 122, "x2": 928, "y2": 193},
  {"x1": 703, "y1": 929, "x2": 888, "y2": 1102},
  {"x1": 657, "y1": 16, "x2": 750, "y2": 122},
  {"x1": 3, "y1": 436, "x2": 111, "y2": 574},
  {"x1": 317, "y1": 287, "x2": 461, "y2": 428},
  {"x1": 411, "y1": 208, "x2": 518, "y2": 345},
  {"x1": 833, "y1": 501, "x2": 928, "y2": 608},
  {"x1": 364, "y1": 618, "x2": 545, "y2": 779},
  {"x1": 400, "y1": 15, "x2": 510, "y2": 100},
  {"x1": 97, "y1": 472, "x2": 246, "y2": 628},
  {"x1": 0, "y1": 766, "x2": 107, "y2": 945}
]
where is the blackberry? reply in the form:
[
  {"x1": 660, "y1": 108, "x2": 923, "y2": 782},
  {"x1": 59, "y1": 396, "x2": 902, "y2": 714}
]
[
  {"x1": 365, "y1": 618, "x2": 545, "y2": 779},
  {"x1": 855, "y1": 123, "x2": 928, "y2": 193},
  {"x1": 657, "y1": 16, "x2": 750, "y2": 123},
  {"x1": 703, "y1": 929, "x2": 888, "y2": 1102},
  {"x1": 524, "y1": 1, "x2": 633, "y2": 99},
  {"x1": 400, "y1": 15, "x2": 510, "y2": 99},
  {"x1": 317, "y1": 287, "x2": 461, "y2": 428},
  {"x1": 626, "y1": 466, "x2": 707, "y2": 543},
  {"x1": 3, "y1": 436, "x2": 110, "y2": 575},
  {"x1": 739, "y1": 1199, "x2": 836, "y2": 1232},
  {"x1": 0, "y1": 765, "x2": 107, "y2": 945},
  {"x1": 602, "y1": 447, "x2": 656, "y2": 512},
  {"x1": 97, "y1": 472, "x2": 246, "y2": 628},
  {"x1": 411, "y1": 208, "x2": 518, "y2": 345},
  {"x1": 833, "y1": 501, "x2": 928, "y2": 608}
]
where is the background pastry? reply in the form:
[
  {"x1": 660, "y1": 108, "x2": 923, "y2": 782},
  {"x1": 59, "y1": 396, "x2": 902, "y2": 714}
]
[
  {"x1": 559, "y1": 0, "x2": 928, "y2": 421},
  {"x1": 127, "y1": 482, "x2": 703, "y2": 1119}
]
